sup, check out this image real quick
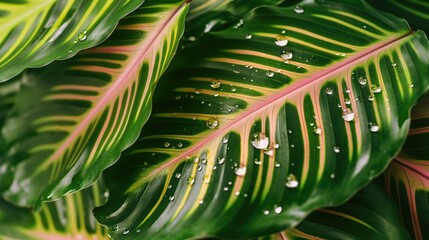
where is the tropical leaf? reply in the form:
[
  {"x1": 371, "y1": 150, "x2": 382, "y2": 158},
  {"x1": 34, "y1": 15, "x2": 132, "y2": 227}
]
[
  {"x1": 0, "y1": 179, "x2": 108, "y2": 240},
  {"x1": 0, "y1": 0, "x2": 190, "y2": 207},
  {"x1": 0, "y1": 76, "x2": 20, "y2": 128},
  {"x1": 385, "y1": 94, "x2": 429, "y2": 240},
  {"x1": 253, "y1": 182, "x2": 410, "y2": 240},
  {"x1": 94, "y1": 1, "x2": 429, "y2": 239},
  {"x1": 367, "y1": 0, "x2": 429, "y2": 34},
  {"x1": 182, "y1": 0, "x2": 281, "y2": 45},
  {"x1": 0, "y1": 0, "x2": 146, "y2": 82}
]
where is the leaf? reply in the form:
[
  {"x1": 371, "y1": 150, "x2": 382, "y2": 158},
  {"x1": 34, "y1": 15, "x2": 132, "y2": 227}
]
[
  {"x1": 252, "y1": 182, "x2": 410, "y2": 240},
  {"x1": 0, "y1": 76, "x2": 20, "y2": 128},
  {"x1": 385, "y1": 94, "x2": 429, "y2": 240},
  {"x1": 0, "y1": 0, "x2": 146, "y2": 82},
  {"x1": 367, "y1": 0, "x2": 429, "y2": 34},
  {"x1": 0, "y1": 0, "x2": 190, "y2": 207},
  {"x1": 0, "y1": 179, "x2": 108, "y2": 240},
  {"x1": 95, "y1": 1, "x2": 429, "y2": 239}
]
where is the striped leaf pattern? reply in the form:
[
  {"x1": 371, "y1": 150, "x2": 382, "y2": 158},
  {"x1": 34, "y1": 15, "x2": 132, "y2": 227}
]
[
  {"x1": 0, "y1": 0, "x2": 146, "y2": 82},
  {"x1": 0, "y1": 0, "x2": 190, "y2": 207},
  {"x1": 385, "y1": 94, "x2": 429, "y2": 240},
  {"x1": 0, "y1": 76, "x2": 20, "y2": 129},
  {"x1": 0, "y1": 180, "x2": 108, "y2": 240},
  {"x1": 95, "y1": 1, "x2": 429, "y2": 239},
  {"x1": 255, "y1": 182, "x2": 409, "y2": 240}
]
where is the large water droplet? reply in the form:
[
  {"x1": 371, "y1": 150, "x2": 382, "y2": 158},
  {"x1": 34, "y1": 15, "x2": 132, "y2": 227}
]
[
  {"x1": 251, "y1": 133, "x2": 269, "y2": 149},
  {"x1": 371, "y1": 84, "x2": 382, "y2": 93},
  {"x1": 187, "y1": 177, "x2": 195, "y2": 186},
  {"x1": 77, "y1": 31, "x2": 87, "y2": 42},
  {"x1": 358, "y1": 76, "x2": 367, "y2": 85},
  {"x1": 266, "y1": 70, "x2": 275, "y2": 78},
  {"x1": 285, "y1": 174, "x2": 299, "y2": 188},
  {"x1": 206, "y1": 118, "x2": 219, "y2": 129},
  {"x1": 281, "y1": 50, "x2": 293, "y2": 61},
  {"x1": 274, "y1": 206, "x2": 283, "y2": 214},
  {"x1": 210, "y1": 80, "x2": 221, "y2": 89},
  {"x1": 294, "y1": 5, "x2": 304, "y2": 14},
  {"x1": 235, "y1": 167, "x2": 246, "y2": 176},
  {"x1": 275, "y1": 35, "x2": 288, "y2": 46},
  {"x1": 369, "y1": 123, "x2": 380, "y2": 132},
  {"x1": 342, "y1": 108, "x2": 355, "y2": 121}
]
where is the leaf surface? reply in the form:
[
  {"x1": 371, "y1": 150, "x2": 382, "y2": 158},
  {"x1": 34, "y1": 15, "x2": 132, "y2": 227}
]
[
  {"x1": 95, "y1": 1, "x2": 429, "y2": 239},
  {"x1": 0, "y1": 0, "x2": 190, "y2": 207},
  {"x1": 0, "y1": 0, "x2": 146, "y2": 82}
]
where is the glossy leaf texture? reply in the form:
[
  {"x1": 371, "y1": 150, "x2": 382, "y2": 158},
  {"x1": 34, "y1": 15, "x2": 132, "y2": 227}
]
[
  {"x1": 0, "y1": 0, "x2": 190, "y2": 207},
  {"x1": 0, "y1": 0, "x2": 146, "y2": 82},
  {"x1": 385, "y1": 94, "x2": 429, "y2": 240},
  {"x1": 0, "y1": 76, "x2": 19, "y2": 129},
  {"x1": 95, "y1": 1, "x2": 429, "y2": 239},
  {"x1": 0, "y1": 180, "x2": 108, "y2": 240},
  {"x1": 253, "y1": 182, "x2": 409, "y2": 240},
  {"x1": 367, "y1": 0, "x2": 429, "y2": 34},
  {"x1": 182, "y1": 0, "x2": 281, "y2": 45}
]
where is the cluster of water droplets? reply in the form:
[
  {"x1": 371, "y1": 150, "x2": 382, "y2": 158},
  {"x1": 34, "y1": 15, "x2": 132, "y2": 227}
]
[{"x1": 68, "y1": 30, "x2": 88, "y2": 54}]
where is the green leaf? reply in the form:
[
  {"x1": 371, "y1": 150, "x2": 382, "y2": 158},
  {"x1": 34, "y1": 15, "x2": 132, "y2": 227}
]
[
  {"x1": 0, "y1": 0, "x2": 146, "y2": 82},
  {"x1": 385, "y1": 94, "x2": 429, "y2": 240},
  {"x1": 367, "y1": 0, "x2": 429, "y2": 35},
  {"x1": 0, "y1": 0, "x2": 190, "y2": 207},
  {"x1": 253, "y1": 182, "x2": 410, "y2": 240},
  {"x1": 0, "y1": 180, "x2": 108, "y2": 240},
  {"x1": 0, "y1": 76, "x2": 20, "y2": 128},
  {"x1": 94, "y1": 1, "x2": 429, "y2": 239}
]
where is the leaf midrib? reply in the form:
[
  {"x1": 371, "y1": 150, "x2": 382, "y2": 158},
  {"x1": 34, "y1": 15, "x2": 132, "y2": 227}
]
[{"x1": 140, "y1": 31, "x2": 413, "y2": 184}]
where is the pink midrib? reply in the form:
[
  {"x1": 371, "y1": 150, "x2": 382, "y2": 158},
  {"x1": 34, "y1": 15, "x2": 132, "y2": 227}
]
[
  {"x1": 143, "y1": 32, "x2": 414, "y2": 180},
  {"x1": 45, "y1": 2, "x2": 188, "y2": 166},
  {"x1": 394, "y1": 158, "x2": 429, "y2": 181}
]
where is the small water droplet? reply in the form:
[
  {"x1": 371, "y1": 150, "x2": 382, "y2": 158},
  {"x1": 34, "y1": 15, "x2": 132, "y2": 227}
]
[
  {"x1": 344, "y1": 98, "x2": 351, "y2": 105},
  {"x1": 264, "y1": 148, "x2": 274, "y2": 156},
  {"x1": 281, "y1": 50, "x2": 293, "y2": 61},
  {"x1": 371, "y1": 84, "x2": 381, "y2": 93},
  {"x1": 288, "y1": 129, "x2": 293, "y2": 134},
  {"x1": 333, "y1": 146, "x2": 340, "y2": 153},
  {"x1": 325, "y1": 88, "x2": 333, "y2": 95},
  {"x1": 294, "y1": 5, "x2": 304, "y2": 14},
  {"x1": 254, "y1": 158, "x2": 262, "y2": 165},
  {"x1": 123, "y1": 229, "x2": 130, "y2": 235},
  {"x1": 342, "y1": 108, "x2": 355, "y2": 121},
  {"x1": 217, "y1": 157, "x2": 225, "y2": 165},
  {"x1": 203, "y1": 175, "x2": 210, "y2": 184},
  {"x1": 177, "y1": 142, "x2": 183, "y2": 148},
  {"x1": 266, "y1": 70, "x2": 275, "y2": 78},
  {"x1": 169, "y1": 196, "x2": 175, "y2": 201},
  {"x1": 275, "y1": 162, "x2": 281, "y2": 168},
  {"x1": 187, "y1": 177, "x2": 195, "y2": 186},
  {"x1": 368, "y1": 95, "x2": 375, "y2": 101},
  {"x1": 251, "y1": 133, "x2": 269, "y2": 149},
  {"x1": 77, "y1": 31, "x2": 87, "y2": 42},
  {"x1": 274, "y1": 143, "x2": 280, "y2": 149},
  {"x1": 231, "y1": 87, "x2": 237, "y2": 92},
  {"x1": 345, "y1": 88, "x2": 351, "y2": 94},
  {"x1": 222, "y1": 137, "x2": 228, "y2": 144},
  {"x1": 275, "y1": 35, "x2": 288, "y2": 46},
  {"x1": 197, "y1": 165, "x2": 203, "y2": 172},
  {"x1": 274, "y1": 206, "x2": 283, "y2": 214},
  {"x1": 68, "y1": 49, "x2": 73, "y2": 54},
  {"x1": 206, "y1": 118, "x2": 219, "y2": 129},
  {"x1": 263, "y1": 210, "x2": 270, "y2": 215},
  {"x1": 214, "y1": 93, "x2": 219, "y2": 97},
  {"x1": 313, "y1": 127, "x2": 322, "y2": 135},
  {"x1": 199, "y1": 199, "x2": 204, "y2": 205},
  {"x1": 164, "y1": 142, "x2": 170, "y2": 148},
  {"x1": 233, "y1": 19, "x2": 244, "y2": 29},
  {"x1": 369, "y1": 123, "x2": 380, "y2": 132},
  {"x1": 223, "y1": 187, "x2": 229, "y2": 191},
  {"x1": 392, "y1": 62, "x2": 397, "y2": 67},
  {"x1": 175, "y1": 173, "x2": 181, "y2": 179},
  {"x1": 358, "y1": 76, "x2": 367, "y2": 85},
  {"x1": 285, "y1": 174, "x2": 299, "y2": 188},
  {"x1": 195, "y1": 89, "x2": 201, "y2": 94},
  {"x1": 210, "y1": 80, "x2": 221, "y2": 89},
  {"x1": 234, "y1": 167, "x2": 246, "y2": 176},
  {"x1": 330, "y1": 173, "x2": 335, "y2": 179},
  {"x1": 409, "y1": 83, "x2": 414, "y2": 88},
  {"x1": 245, "y1": 34, "x2": 252, "y2": 39}
]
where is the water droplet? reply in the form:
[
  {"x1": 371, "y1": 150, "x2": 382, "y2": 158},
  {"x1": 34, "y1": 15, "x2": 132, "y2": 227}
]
[
  {"x1": 177, "y1": 142, "x2": 183, "y2": 148},
  {"x1": 345, "y1": 88, "x2": 351, "y2": 94},
  {"x1": 333, "y1": 146, "x2": 340, "y2": 153},
  {"x1": 187, "y1": 177, "x2": 195, "y2": 186},
  {"x1": 274, "y1": 143, "x2": 280, "y2": 149},
  {"x1": 313, "y1": 127, "x2": 322, "y2": 135},
  {"x1": 288, "y1": 129, "x2": 293, "y2": 134},
  {"x1": 222, "y1": 137, "x2": 228, "y2": 144},
  {"x1": 275, "y1": 35, "x2": 288, "y2": 47},
  {"x1": 175, "y1": 173, "x2": 181, "y2": 179},
  {"x1": 245, "y1": 34, "x2": 252, "y2": 39},
  {"x1": 266, "y1": 70, "x2": 275, "y2": 78},
  {"x1": 254, "y1": 158, "x2": 262, "y2": 165},
  {"x1": 294, "y1": 5, "x2": 304, "y2": 14},
  {"x1": 195, "y1": 89, "x2": 201, "y2": 94},
  {"x1": 285, "y1": 174, "x2": 299, "y2": 188},
  {"x1": 217, "y1": 157, "x2": 225, "y2": 165},
  {"x1": 263, "y1": 210, "x2": 270, "y2": 215},
  {"x1": 342, "y1": 108, "x2": 355, "y2": 121},
  {"x1": 210, "y1": 80, "x2": 221, "y2": 89},
  {"x1": 206, "y1": 118, "x2": 219, "y2": 129},
  {"x1": 325, "y1": 88, "x2": 333, "y2": 95},
  {"x1": 251, "y1": 133, "x2": 269, "y2": 149},
  {"x1": 235, "y1": 167, "x2": 246, "y2": 176},
  {"x1": 275, "y1": 162, "x2": 281, "y2": 168},
  {"x1": 369, "y1": 123, "x2": 380, "y2": 132},
  {"x1": 77, "y1": 31, "x2": 87, "y2": 42},
  {"x1": 368, "y1": 95, "x2": 374, "y2": 101},
  {"x1": 231, "y1": 87, "x2": 237, "y2": 92},
  {"x1": 214, "y1": 93, "x2": 219, "y2": 97},
  {"x1": 233, "y1": 19, "x2": 244, "y2": 29},
  {"x1": 264, "y1": 148, "x2": 274, "y2": 156},
  {"x1": 193, "y1": 157, "x2": 200, "y2": 163},
  {"x1": 344, "y1": 98, "x2": 351, "y2": 105},
  {"x1": 281, "y1": 50, "x2": 293, "y2": 61},
  {"x1": 274, "y1": 206, "x2": 283, "y2": 214},
  {"x1": 391, "y1": 62, "x2": 397, "y2": 67},
  {"x1": 330, "y1": 173, "x2": 335, "y2": 179},
  {"x1": 223, "y1": 187, "x2": 229, "y2": 191},
  {"x1": 203, "y1": 175, "x2": 210, "y2": 184},
  {"x1": 358, "y1": 76, "x2": 367, "y2": 85},
  {"x1": 197, "y1": 165, "x2": 203, "y2": 172},
  {"x1": 164, "y1": 142, "x2": 170, "y2": 148},
  {"x1": 68, "y1": 49, "x2": 73, "y2": 54},
  {"x1": 371, "y1": 84, "x2": 381, "y2": 93},
  {"x1": 199, "y1": 199, "x2": 204, "y2": 205},
  {"x1": 123, "y1": 229, "x2": 130, "y2": 235},
  {"x1": 409, "y1": 83, "x2": 414, "y2": 88},
  {"x1": 169, "y1": 196, "x2": 175, "y2": 201}
]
